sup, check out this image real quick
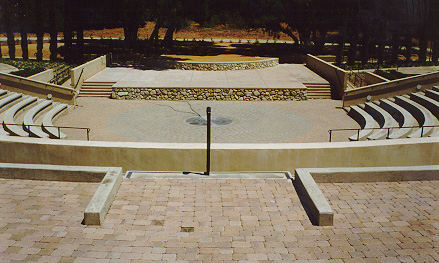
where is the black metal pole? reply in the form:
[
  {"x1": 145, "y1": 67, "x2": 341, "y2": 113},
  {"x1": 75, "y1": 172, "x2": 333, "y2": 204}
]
[{"x1": 205, "y1": 107, "x2": 211, "y2": 175}]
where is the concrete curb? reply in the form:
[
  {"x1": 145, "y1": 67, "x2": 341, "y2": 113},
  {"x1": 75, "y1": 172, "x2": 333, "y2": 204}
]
[
  {"x1": 294, "y1": 169, "x2": 334, "y2": 226},
  {"x1": 84, "y1": 167, "x2": 123, "y2": 225}
]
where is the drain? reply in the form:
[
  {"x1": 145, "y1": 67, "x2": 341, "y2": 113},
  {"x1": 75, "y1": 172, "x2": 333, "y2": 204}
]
[
  {"x1": 181, "y1": 227, "x2": 195, "y2": 232},
  {"x1": 186, "y1": 116, "x2": 232, "y2": 126}
]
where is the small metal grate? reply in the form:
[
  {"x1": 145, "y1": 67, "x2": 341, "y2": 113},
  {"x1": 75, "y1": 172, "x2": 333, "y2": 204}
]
[
  {"x1": 186, "y1": 116, "x2": 232, "y2": 126},
  {"x1": 181, "y1": 227, "x2": 195, "y2": 232}
]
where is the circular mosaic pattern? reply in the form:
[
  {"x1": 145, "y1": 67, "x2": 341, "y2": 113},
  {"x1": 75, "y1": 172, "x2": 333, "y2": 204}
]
[{"x1": 107, "y1": 101, "x2": 312, "y2": 143}]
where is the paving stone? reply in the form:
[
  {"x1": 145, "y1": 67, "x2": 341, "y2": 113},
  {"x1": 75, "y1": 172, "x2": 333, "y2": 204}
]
[{"x1": 1, "y1": 178, "x2": 439, "y2": 261}]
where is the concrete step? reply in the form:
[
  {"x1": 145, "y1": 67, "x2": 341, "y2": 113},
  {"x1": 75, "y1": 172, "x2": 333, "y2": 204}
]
[{"x1": 306, "y1": 85, "x2": 331, "y2": 99}]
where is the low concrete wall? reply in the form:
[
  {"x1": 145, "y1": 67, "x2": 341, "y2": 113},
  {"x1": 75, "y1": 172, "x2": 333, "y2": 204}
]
[
  {"x1": 114, "y1": 87, "x2": 307, "y2": 101},
  {"x1": 343, "y1": 71, "x2": 439, "y2": 107},
  {"x1": 306, "y1": 54, "x2": 348, "y2": 98},
  {"x1": 70, "y1": 55, "x2": 106, "y2": 93},
  {"x1": 28, "y1": 69, "x2": 55, "y2": 83},
  {"x1": 0, "y1": 136, "x2": 438, "y2": 172},
  {"x1": 363, "y1": 71, "x2": 389, "y2": 85},
  {"x1": 0, "y1": 72, "x2": 75, "y2": 104}
]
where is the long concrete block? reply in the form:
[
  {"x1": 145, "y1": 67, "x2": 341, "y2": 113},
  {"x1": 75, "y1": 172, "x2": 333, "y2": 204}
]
[
  {"x1": 294, "y1": 169, "x2": 334, "y2": 226},
  {"x1": 83, "y1": 167, "x2": 123, "y2": 225}
]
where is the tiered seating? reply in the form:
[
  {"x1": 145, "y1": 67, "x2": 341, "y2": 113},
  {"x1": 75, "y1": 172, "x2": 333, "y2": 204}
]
[
  {"x1": 346, "y1": 86, "x2": 439, "y2": 141},
  {"x1": 42, "y1": 103, "x2": 69, "y2": 139},
  {"x1": 0, "y1": 89, "x2": 71, "y2": 139},
  {"x1": 346, "y1": 105, "x2": 377, "y2": 141}
]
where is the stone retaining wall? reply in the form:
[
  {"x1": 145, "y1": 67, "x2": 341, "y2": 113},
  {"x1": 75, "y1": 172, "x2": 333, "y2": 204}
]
[
  {"x1": 175, "y1": 58, "x2": 279, "y2": 71},
  {"x1": 113, "y1": 87, "x2": 307, "y2": 101}
]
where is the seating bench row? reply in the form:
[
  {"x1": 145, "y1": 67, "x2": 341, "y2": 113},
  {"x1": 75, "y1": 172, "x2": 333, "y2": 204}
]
[
  {"x1": 346, "y1": 86, "x2": 439, "y2": 141},
  {"x1": 0, "y1": 89, "x2": 70, "y2": 139}
]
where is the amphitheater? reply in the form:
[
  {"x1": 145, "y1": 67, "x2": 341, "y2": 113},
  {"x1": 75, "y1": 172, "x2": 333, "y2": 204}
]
[{"x1": 0, "y1": 54, "x2": 439, "y2": 262}]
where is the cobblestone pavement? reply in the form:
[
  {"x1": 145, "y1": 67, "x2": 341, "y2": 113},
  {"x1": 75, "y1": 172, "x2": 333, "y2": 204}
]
[
  {"x1": 57, "y1": 98, "x2": 358, "y2": 143},
  {"x1": 1, "y1": 177, "x2": 438, "y2": 262}
]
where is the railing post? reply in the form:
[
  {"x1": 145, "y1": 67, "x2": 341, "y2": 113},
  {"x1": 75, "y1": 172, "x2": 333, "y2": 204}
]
[
  {"x1": 58, "y1": 127, "x2": 61, "y2": 138},
  {"x1": 421, "y1": 126, "x2": 424, "y2": 137},
  {"x1": 357, "y1": 129, "x2": 360, "y2": 141},
  {"x1": 329, "y1": 130, "x2": 332, "y2": 142},
  {"x1": 87, "y1": 128, "x2": 90, "y2": 141},
  {"x1": 387, "y1": 128, "x2": 390, "y2": 138}
]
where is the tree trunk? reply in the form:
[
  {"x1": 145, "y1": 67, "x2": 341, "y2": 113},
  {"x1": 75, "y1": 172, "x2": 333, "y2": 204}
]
[
  {"x1": 64, "y1": 1, "x2": 73, "y2": 63},
  {"x1": 432, "y1": 40, "x2": 439, "y2": 62},
  {"x1": 49, "y1": 0, "x2": 58, "y2": 61},
  {"x1": 77, "y1": 29, "x2": 84, "y2": 63},
  {"x1": 18, "y1": 0, "x2": 28, "y2": 60},
  {"x1": 390, "y1": 32, "x2": 399, "y2": 65},
  {"x1": 124, "y1": 25, "x2": 138, "y2": 49},
  {"x1": 149, "y1": 20, "x2": 162, "y2": 44},
  {"x1": 377, "y1": 41, "x2": 385, "y2": 66},
  {"x1": 418, "y1": 30, "x2": 427, "y2": 63},
  {"x1": 163, "y1": 25, "x2": 176, "y2": 47},
  {"x1": 35, "y1": 0, "x2": 44, "y2": 61},
  {"x1": 405, "y1": 35, "x2": 412, "y2": 62},
  {"x1": 360, "y1": 29, "x2": 370, "y2": 64},
  {"x1": 335, "y1": 36, "x2": 345, "y2": 66},
  {"x1": 4, "y1": 1, "x2": 15, "y2": 60},
  {"x1": 347, "y1": 31, "x2": 358, "y2": 66},
  {"x1": 279, "y1": 25, "x2": 300, "y2": 45}
]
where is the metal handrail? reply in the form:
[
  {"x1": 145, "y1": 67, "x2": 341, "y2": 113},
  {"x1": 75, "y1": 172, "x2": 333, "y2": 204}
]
[
  {"x1": 328, "y1": 125, "x2": 439, "y2": 142},
  {"x1": 2, "y1": 123, "x2": 90, "y2": 141}
]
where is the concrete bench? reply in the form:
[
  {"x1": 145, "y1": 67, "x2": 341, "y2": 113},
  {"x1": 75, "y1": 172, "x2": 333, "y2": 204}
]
[
  {"x1": 394, "y1": 95, "x2": 438, "y2": 137},
  {"x1": 2, "y1": 96, "x2": 38, "y2": 137},
  {"x1": 424, "y1": 89, "x2": 439, "y2": 102},
  {"x1": 378, "y1": 99, "x2": 414, "y2": 139},
  {"x1": 0, "y1": 93, "x2": 22, "y2": 113},
  {"x1": 347, "y1": 105, "x2": 377, "y2": 141},
  {"x1": 23, "y1": 100, "x2": 53, "y2": 138},
  {"x1": 362, "y1": 102, "x2": 398, "y2": 140},
  {"x1": 0, "y1": 89, "x2": 7, "y2": 97},
  {"x1": 410, "y1": 92, "x2": 439, "y2": 120},
  {"x1": 42, "y1": 103, "x2": 68, "y2": 139}
]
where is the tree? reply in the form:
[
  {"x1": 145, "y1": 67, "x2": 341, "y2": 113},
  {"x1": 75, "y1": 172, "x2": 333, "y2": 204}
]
[
  {"x1": 17, "y1": 0, "x2": 29, "y2": 60},
  {"x1": 3, "y1": 0, "x2": 16, "y2": 60},
  {"x1": 48, "y1": 0, "x2": 58, "y2": 61},
  {"x1": 34, "y1": 0, "x2": 44, "y2": 61}
]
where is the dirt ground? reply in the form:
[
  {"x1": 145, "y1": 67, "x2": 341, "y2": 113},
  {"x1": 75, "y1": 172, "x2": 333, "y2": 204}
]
[
  {"x1": 0, "y1": 43, "x2": 63, "y2": 60},
  {"x1": 164, "y1": 53, "x2": 269, "y2": 62},
  {"x1": 85, "y1": 22, "x2": 295, "y2": 41}
]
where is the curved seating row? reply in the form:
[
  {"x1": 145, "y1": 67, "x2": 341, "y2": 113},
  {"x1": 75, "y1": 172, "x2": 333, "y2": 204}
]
[
  {"x1": 0, "y1": 89, "x2": 70, "y2": 139},
  {"x1": 42, "y1": 103, "x2": 69, "y2": 139},
  {"x1": 346, "y1": 86, "x2": 439, "y2": 141}
]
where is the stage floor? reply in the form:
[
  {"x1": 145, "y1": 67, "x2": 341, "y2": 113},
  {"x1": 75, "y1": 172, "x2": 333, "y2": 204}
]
[{"x1": 86, "y1": 64, "x2": 328, "y2": 89}]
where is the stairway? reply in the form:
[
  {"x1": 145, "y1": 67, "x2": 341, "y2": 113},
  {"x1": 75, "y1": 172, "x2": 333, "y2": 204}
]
[
  {"x1": 305, "y1": 83, "x2": 332, "y2": 99},
  {"x1": 78, "y1": 81, "x2": 115, "y2": 97}
]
